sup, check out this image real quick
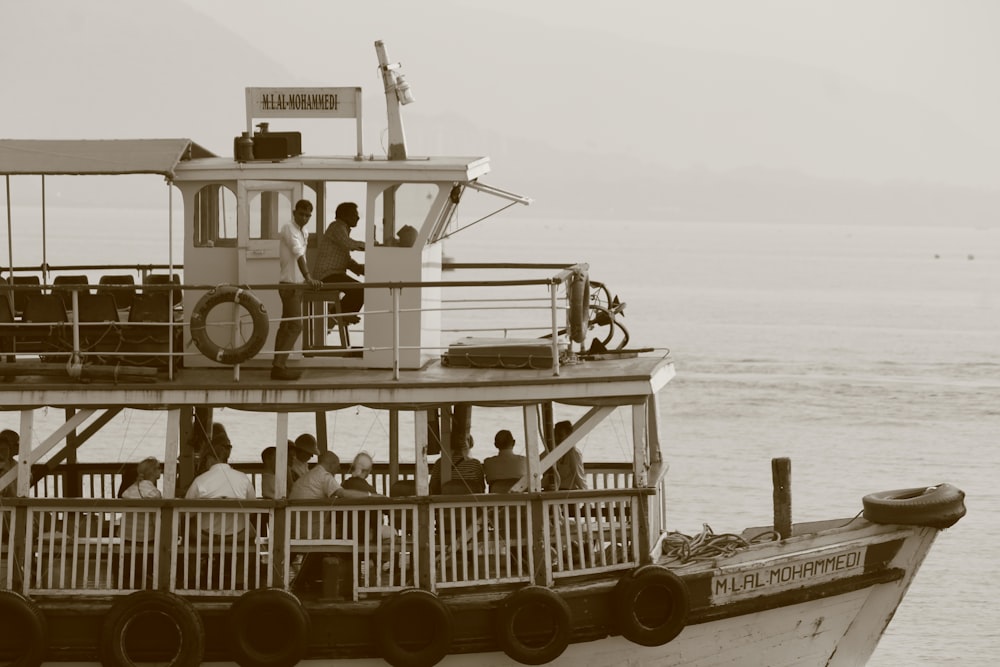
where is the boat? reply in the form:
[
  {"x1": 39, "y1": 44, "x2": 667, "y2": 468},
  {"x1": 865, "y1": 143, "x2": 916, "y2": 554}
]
[{"x1": 0, "y1": 41, "x2": 966, "y2": 667}]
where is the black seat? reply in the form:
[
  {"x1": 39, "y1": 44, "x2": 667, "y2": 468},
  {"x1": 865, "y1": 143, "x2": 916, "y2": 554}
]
[
  {"x1": 52, "y1": 275, "x2": 90, "y2": 312},
  {"x1": 121, "y1": 294, "x2": 178, "y2": 368},
  {"x1": 19, "y1": 294, "x2": 69, "y2": 358},
  {"x1": 11, "y1": 276, "x2": 41, "y2": 318},
  {"x1": 78, "y1": 294, "x2": 122, "y2": 360},
  {"x1": 0, "y1": 281, "x2": 14, "y2": 364},
  {"x1": 97, "y1": 274, "x2": 136, "y2": 311},
  {"x1": 143, "y1": 273, "x2": 183, "y2": 309}
]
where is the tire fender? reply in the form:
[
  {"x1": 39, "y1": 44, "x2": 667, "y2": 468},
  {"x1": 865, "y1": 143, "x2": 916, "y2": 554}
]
[
  {"x1": 375, "y1": 588, "x2": 452, "y2": 667},
  {"x1": 99, "y1": 590, "x2": 204, "y2": 667},
  {"x1": 613, "y1": 565, "x2": 689, "y2": 647},
  {"x1": 0, "y1": 590, "x2": 47, "y2": 667},
  {"x1": 229, "y1": 588, "x2": 310, "y2": 667},
  {"x1": 496, "y1": 585, "x2": 572, "y2": 665}
]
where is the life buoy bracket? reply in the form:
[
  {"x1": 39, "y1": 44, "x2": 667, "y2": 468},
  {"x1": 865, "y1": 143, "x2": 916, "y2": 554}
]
[
  {"x1": 862, "y1": 483, "x2": 966, "y2": 528},
  {"x1": 568, "y1": 271, "x2": 590, "y2": 344},
  {"x1": 228, "y1": 588, "x2": 310, "y2": 667},
  {"x1": 189, "y1": 286, "x2": 269, "y2": 365},
  {"x1": 613, "y1": 565, "x2": 689, "y2": 647},
  {"x1": 495, "y1": 585, "x2": 572, "y2": 665}
]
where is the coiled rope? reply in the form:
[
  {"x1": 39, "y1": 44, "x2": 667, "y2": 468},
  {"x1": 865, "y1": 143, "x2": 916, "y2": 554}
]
[{"x1": 660, "y1": 524, "x2": 780, "y2": 565}]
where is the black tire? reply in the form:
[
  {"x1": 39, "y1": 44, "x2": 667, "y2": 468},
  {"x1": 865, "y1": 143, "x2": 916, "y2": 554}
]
[
  {"x1": 229, "y1": 589, "x2": 310, "y2": 667},
  {"x1": 99, "y1": 590, "x2": 204, "y2": 667},
  {"x1": 568, "y1": 272, "x2": 590, "y2": 344},
  {"x1": 189, "y1": 286, "x2": 269, "y2": 364},
  {"x1": 0, "y1": 590, "x2": 46, "y2": 667},
  {"x1": 613, "y1": 565, "x2": 689, "y2": 647},
  {"x1": 863, "y1": 483, "x2": 967, "y2": 528},
  {"x1": 375, "y1": 588, "x2": 452, "y2": 667},
  {"x1": 496, "y1": 586, "x2": 572, "y2": 665}
]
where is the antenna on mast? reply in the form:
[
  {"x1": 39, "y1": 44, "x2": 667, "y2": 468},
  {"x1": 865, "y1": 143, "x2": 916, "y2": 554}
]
[{"x1": 375, "y1": 40, "x2": 414, "y2": 161}]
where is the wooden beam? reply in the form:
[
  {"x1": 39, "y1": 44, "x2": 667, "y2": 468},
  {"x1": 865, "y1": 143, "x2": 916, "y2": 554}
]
[
  {"x1": 414, "y1": 410, "x2": 429, "y2": 496},
  {"x1": 163, "y1": 408, "x2": 180, "y2": 498},
  {"x1": 3, "y1": 408, "x2": 95, "y2": 496},
  {"x1": 522, "y1": 404, "x2": 542, "y2": 492},
  {"x1": 632, "y1": 403, "x2": 648, "y2": 487},
  {"x1": 275, "y1": 413, "x2": 289, "y2": 499}
]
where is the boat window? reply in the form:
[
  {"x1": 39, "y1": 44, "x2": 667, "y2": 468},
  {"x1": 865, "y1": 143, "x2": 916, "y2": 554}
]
[
  {"x1": 371, "y1": 184, "x2": 439, "y2": 245},
  {"x1": 248, "y1": 190, "x2": 291, "y2": 241},
  {"x1": 193, "y1": 184, "x2": 237, "y2": 248}
]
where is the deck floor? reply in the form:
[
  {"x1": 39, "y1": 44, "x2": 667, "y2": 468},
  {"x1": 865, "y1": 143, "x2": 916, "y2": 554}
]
[{"x1": 0, "y1": 355, "x2": 674, "y2": 409}]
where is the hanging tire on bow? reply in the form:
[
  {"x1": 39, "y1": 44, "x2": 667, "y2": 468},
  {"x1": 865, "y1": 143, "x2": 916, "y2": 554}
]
[
  {"x1": 0, "y1": 590, "x2": 47, "y2": 667},
  {"x1": 189, "y1": 285, "x2": 269, "y2": 364},
  {"x1": 495, "y1": 586, "x2": 572, "y2": 665}
]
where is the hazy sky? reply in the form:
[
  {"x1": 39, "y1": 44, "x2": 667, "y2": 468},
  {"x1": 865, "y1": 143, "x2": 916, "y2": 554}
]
[{"x1": 177, "y1": 0, "x2": 1000, "y2": 133}]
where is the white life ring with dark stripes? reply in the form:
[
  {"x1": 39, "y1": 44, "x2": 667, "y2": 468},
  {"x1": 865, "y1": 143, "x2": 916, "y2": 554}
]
[{"x1": 189, "y1": 286, "x2": 269, "y2": 365}]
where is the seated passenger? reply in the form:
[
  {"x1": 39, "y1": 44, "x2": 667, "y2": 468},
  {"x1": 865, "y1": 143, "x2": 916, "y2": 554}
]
[
  {"x1": 260, "y1": 446, "x2": 277, "y2": 499},
  {"x1": 342, "y1": 452, "x2": 395, "y2": 540},
  {"x1": 554, "y1": 420, "x2": 587, "y2": 490},
  {"x1": 120, "y1": 457, "x2": 161, "y2": 543},
  {"x1": 429, "y1": 436, "x2": 485, "y2": 494},
  {"x1": 483, "y1": 430, "x2": 526, "y2": 493},
  {"x1": 288, "y1": 434, "x2": 319, "y2": 492},
  {"x1": 185, "y1": 427, "x2": 256, "y2": 536},
  {"x1": 342, "y1": 452, "x2": 380, "y2": 496},
  {"x1": 0, "y1": 429, "x2": 18, "y2": 497},
  {"x1": 289, "y1": 451, "x2": 371, "y2": 500}
]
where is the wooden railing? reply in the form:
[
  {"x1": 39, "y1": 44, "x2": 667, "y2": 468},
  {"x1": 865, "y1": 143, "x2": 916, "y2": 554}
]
[
  {"x1": 26, "y1": 462, "x2": 636, "y2": 501},
  {"x1": 1, "y1": 505, "x2": 14, "y2": 590},
  {"x1": 0, "y1": 487, "x2": 655, "y2": 598}
]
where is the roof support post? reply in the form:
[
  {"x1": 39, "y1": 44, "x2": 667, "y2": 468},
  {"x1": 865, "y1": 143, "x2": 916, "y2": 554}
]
[{"x1": 17, "y1": 409, "x2": 33, "y2": 498}]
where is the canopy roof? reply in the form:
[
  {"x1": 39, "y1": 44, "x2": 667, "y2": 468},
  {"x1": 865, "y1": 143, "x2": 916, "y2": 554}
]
[{"x1": 0, "y1": 139, "x2": 214, "y2": 177}]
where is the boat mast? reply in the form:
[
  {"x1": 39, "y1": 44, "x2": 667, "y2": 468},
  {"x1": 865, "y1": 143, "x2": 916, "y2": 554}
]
[{"x1": 374, "y1": 40, "x2": 413, "y2": 161}]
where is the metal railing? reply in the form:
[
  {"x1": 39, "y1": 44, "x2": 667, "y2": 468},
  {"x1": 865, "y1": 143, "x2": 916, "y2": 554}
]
[{"x1": 0, "y1": 262, "x2": 590, "y2": 377}]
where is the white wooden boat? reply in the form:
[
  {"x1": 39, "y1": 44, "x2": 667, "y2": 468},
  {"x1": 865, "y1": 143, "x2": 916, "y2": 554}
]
[{"x1": 0, "y1": 42, "x2": 965, "y2": 667}]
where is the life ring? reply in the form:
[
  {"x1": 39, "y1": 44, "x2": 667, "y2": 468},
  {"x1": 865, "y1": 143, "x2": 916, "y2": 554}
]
[
  {"x1": 0, "y1": 590, "x2": 47, "y2": 667},
  {"x1": 568, "y1": 271, "x2": 590, "y2": 344},
  {"x1": 375, "y1": 588, "x2": 452, "y2": 667},
  {"x1": 613, "y1": 565, "x2": 689, "y2": 646},
  {"x1": 189, "y1": 286, "x2": 269, "y2": 365},
  {"x1": 862, "y1": 483, "x2": 966, "y2": 529},
  {"x1": 228, "y1": 589, "x2": 310, "y2": 667},
  {"x1": 99, "y1": 590, "x2": 204, "y2": 667},
  {"x1": 495, "y1": 586, "x2": 572, "y2": 665}
]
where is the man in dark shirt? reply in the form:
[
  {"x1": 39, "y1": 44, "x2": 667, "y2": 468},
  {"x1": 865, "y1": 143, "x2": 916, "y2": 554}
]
[{"x1": 314, "y1": 202, "x2": 365, "y2": 324}]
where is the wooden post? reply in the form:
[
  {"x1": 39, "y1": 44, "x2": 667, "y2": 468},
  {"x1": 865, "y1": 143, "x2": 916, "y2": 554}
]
[{"x1": 772, "y1": 457, "x2": 792, "y2": 539}]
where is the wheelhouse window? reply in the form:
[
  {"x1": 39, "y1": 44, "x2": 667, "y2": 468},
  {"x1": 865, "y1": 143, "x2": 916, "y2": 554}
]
[
  {"x1": 248, "y1": 191, "x2": 292, "y2": 241},
  {"x1": 193, "y1": 184, "x2": 237, "y2": 247}
]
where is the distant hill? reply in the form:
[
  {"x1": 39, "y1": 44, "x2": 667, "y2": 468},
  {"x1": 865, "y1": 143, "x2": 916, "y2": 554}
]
[{"x1": 3, "y1": 0, "x2": 998, "y2": 224}]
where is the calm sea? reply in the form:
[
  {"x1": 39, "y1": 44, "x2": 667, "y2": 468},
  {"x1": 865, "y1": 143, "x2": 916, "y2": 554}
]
[{"x1": 2, "y1": 207, "x2": 998, "y2": 664}]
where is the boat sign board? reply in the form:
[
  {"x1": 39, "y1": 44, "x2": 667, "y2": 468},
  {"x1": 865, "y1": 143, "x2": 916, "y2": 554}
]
[
  {"x1": 710, "y1": 544, "x2": 866, "y2": 604},
  {"x1": 246, "y1": 87, "x2": 361, "y2": 119},
  {"x1": 245, "y1": 87, "x2": 364, "y2": 155}
]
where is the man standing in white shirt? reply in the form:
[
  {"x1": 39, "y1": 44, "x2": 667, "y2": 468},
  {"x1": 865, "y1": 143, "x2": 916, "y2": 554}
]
[{"x1": 273, "y1": 199, "x2": 322, "y2": 381}]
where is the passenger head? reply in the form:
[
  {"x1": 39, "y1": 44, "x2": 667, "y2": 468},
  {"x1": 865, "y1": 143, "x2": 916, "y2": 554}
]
[
  {"x1": 292, "y1": 434, "x2": 319, "y2": 462},
  {"x1": 136, "y1": 457, "x2": 161, "y2": 482},
  {"x1": 261, "y1": 446, "x2": 276, "y2": 470},
  {"x1": 0, "y1": 429, "x2": 18, "y2": 458},
  {"x1": 554, "y1": 420, "x2": 573, "y2": 445},
  {"x1": 206, "y1": 425, "x2": 232, "y2": 465},
  {"x1": 493, "y1": 430, "x2": 515, "y2": 451},
  {"x1": 351, "y1": 452, "x2": 373, "y2": 478},
  {"x1": 335, "y1": 201, "x2": 360, "y2": 228},
  {"x1": 396, "y1": 225, "x2": 417, "y2": 247},
  {"x1": 452, "y1": 434, "x2": 473, "y2": 459},
  {"x1": 318, "y1": 450, "x2": 341, "y2": 474}
]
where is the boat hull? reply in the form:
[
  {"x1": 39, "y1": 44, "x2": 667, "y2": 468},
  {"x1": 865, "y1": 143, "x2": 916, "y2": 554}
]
[{"x1": 28, "y1": 520, "x2": 937, "y2": 667}]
